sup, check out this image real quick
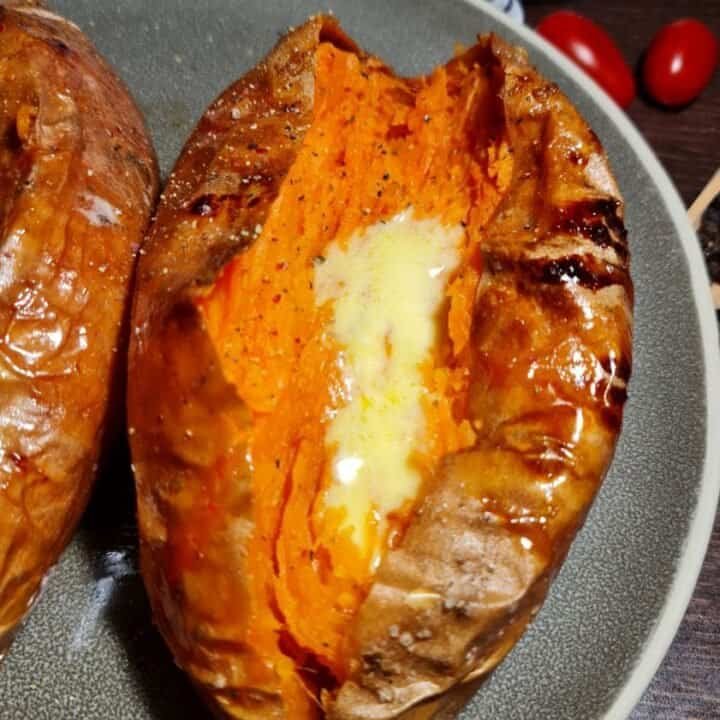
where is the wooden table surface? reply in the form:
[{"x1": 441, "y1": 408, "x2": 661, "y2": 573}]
[{"x1": 524, "y1": 1, "x2": 720, "y2": 717}]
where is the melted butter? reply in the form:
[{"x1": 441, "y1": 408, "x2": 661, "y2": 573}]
[{"x1": 314, "y1": 209, "x2": 463, "y2": 548}]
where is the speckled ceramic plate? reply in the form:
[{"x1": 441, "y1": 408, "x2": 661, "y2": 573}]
[{"x1": 2, "y1": 1, "x2": 719, "y2": 718}]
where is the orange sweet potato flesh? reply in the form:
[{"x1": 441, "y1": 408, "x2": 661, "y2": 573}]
[
  {"x1": 0, "y1": 4, "x2": 158, "y2": 655},
  {"x1": 129, "y1": 16, "x2": 632, "y2": 720}
]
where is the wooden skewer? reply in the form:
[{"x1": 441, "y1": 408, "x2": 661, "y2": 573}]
[
  {"x1": 688, "y1": 168, "x2": 720, "y2": 310},
  {"x1": 688, "y1": 168, "x2": 720, "y2": 230},
  {"x1": 709, "y1": 285, "x2": 720, "y2": 311}
]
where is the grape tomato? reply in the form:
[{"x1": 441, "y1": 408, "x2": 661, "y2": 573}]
[
  {"x1": 643, "y1": 19, "x2": 718, "y2": 107},
  {"x1": 536, "y1": 11, "x2": 636, "y2": 108}
]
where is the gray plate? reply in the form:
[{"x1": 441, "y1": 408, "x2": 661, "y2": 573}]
[{"x1": 2, "y1": 1, "x2": 719, "y2": 719}]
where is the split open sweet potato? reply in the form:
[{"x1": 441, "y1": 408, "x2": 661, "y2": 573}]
[{"x1": 128, "y1": 16, "x2": 632, "y2": 719}]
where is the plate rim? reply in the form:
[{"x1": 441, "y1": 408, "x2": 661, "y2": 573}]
[{"x1": 461, "y1": 2, "x2": 720, "y2": 717}]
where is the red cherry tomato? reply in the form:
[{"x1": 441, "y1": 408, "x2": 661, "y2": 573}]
[
  {"x1": 643, "y1": 19, "x2": 718, "y2": 107},
  {"x1": 536, "y1": 11, "x2": 636, "y2": 108}
]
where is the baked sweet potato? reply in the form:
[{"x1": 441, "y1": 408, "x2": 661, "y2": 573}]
[
  {"x1": 0, "y1": 2, "x2": 158, "y2": 655},
  {"x1": 129, "y1": 16, "x2": 632, "y2": 719}
]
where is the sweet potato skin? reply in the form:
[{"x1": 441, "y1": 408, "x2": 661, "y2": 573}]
[
  {"x1": 0, "y1": 3, "x2": 158, "y2": 654},
  {"x1": 129, "y1": 17, "x2": 631, "y2": 720}
]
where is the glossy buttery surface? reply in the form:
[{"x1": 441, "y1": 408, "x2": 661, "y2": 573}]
[{"x1": 0, "y1": 2, "x2": 157, "y2": 654}]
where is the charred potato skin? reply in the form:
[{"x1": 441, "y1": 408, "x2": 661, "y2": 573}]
[
  {"x1": 0, "y1": 3, "x2": 158, "y2": 654},
  {"x1": 129, "y1": 17, "x2": 632, "y2": 720}
]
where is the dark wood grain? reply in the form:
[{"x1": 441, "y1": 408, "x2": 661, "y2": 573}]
[{"x1": 523, "y1": 2, "x2": 720, "y2": 716}]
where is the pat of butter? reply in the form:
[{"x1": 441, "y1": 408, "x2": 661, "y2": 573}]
[{"x1": 314, "y1": 209, "x2": 462, "y2": 548}]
